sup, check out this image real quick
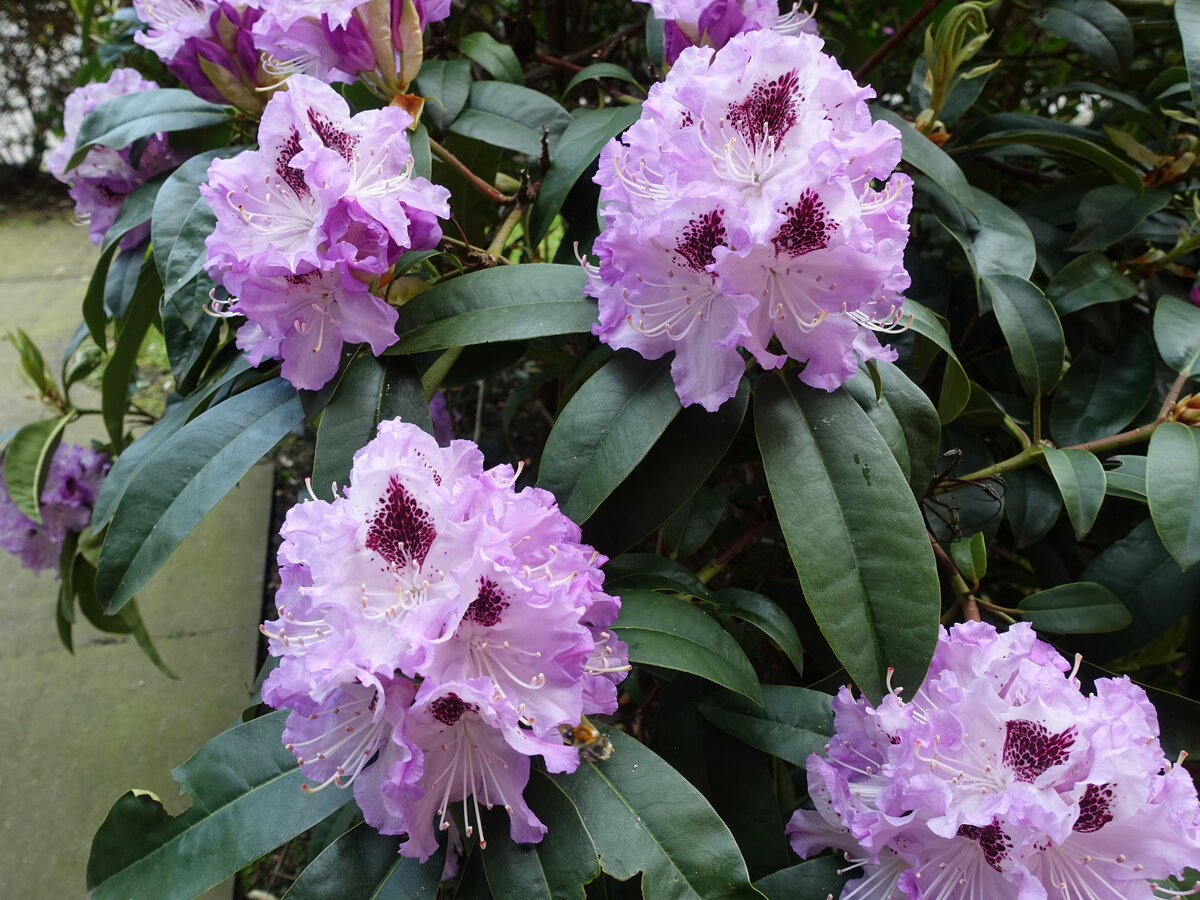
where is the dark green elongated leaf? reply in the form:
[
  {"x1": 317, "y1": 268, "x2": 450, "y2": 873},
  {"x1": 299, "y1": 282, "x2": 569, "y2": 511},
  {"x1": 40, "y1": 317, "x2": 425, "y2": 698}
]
[
  {"x1": 1005, "y1": 467, "x2": 1063, "y2": 548},
  {"x1": 1105, "y1": 454, "x2": 1147, "y2": 501},
  {"x1": 950, "y1": 532, "x2": 987, "y2": 583},
  {"x1": 905, "y1": 299, "x2": 970, "y2": 422},
  {"x1": 697, "y1": 686, "x2": 833, "y2": 768},
  {"x1": 458, "y1": 31, "x2": 523, "y2": 83},
  {"x1": 1046, "y1": 251, "x2": 1138, "y2": 315},
  {"x1": 152, "y1": 148, "x2": 242, "y2": 304},
  {"x1": 464, "y1": 81, "x2": 573, "y2": 141},
  {"x1": 1033, "y1": 0, "x2": 1132, "y2": 77},
  {"x1": 75, "y1": 557, "x2": 130, "y2": 634},
  {"x1": 1068, "y1": 185, "x2": 1171, "y2": 252},
  {"x1": 845, "y1": 361, "x2": 940, "y2": 497},
  {"x1": 539, "y1": 354, "x2": 680, "y2": 523},
  {"x1": 1043, "y1": 447, "x2": 1106, "y2": 539},
  {"x1": 389, "y1": 264, "x2": 592, "y2": 353},
  {"x1": 562, "y1": 63, "x2": 640, "y2": 96},
  {"x1": 56, "y1": 531, "x2": 78, "y2": 651},
  {"x1": 311, "y1": 354, "x2": 431, "y2": 501},
  {"x1": 413, "y1": 59, "x2": 471, "y2": 134},
  {"x1": 605, "y1": 553, "x2": 712, "y2": 601},
  {"x1": 872, "y1": 108, "x2": 977, "y2": 215},
  {"x1": 1147, "y1": 422, "x2": 1200, "y2": 570},
  {"x1": 164, "y1": 268, "x2": 217, "y2": 330},
  {"x1": 2, "y1": 416, "x2": 71, "y2": 523},
  {"x1": 968, "y1": 189, "x2": 1038, "y2": 283},
  {"x1": 984, "y1": 274, "x2": 1065, "y2": 397},
  {"x1": 450, "y1": 109, "x2": 546, "y2": 156},
  {"x1": 69, "y1": 89, "x2": 230, "y2": 169},
  {"x1": 1050, "y1": 328, "x2": 1156, "y2": 446},
  {"x1": 105, "y1": 245, "x2": 144, "y2": 320},
  {"x1": 96, "y1": 378, "x2": 303, "y2": 613},
  {"x1": 1018, "y1": 582, "x2": 1131, "y2": 633},
  {"x1": 1178, "y1": 0, "x2": 1200, "y2": 113},
  {"x1": 614, "y1": 589, "x2": 762, "y2": 704},
  {"x1": 284, "y1": 821, "x2": 440, "y2": 900},
  {"x1": 1154, "y1": 295, "x2": 1200, "y2": 376},
  {"x1": 102, "y1": 258, "x2": 161, "y2": 450},
  {"x1": 102, "y1": 172, "x2": 168, "y2": 254},
  {"x1": 545, "y1": 727, "x2": 763, "y2": 899},
  {"x1": 755, "y1": 858, "x2": 849, "y2": 900},
  {"x1": 584, "y1": 378, "x2": 749, "y2": 554},
  {"x1": 91, "y1": 359, "x2": 250, "y2": 528},
  {"x1": 87, "y1": 711, "x2": 348, "y2": 900},
  {"x1": 754, "y1": 377, "x2": 939, "y2": 700},
  {"x1": 120, "y1": 594, "x2": 178, "y2": 678},
  {"x1": 83, "y1": 241, "x2": 120, "y2": 349},
  {"x1": 709, "y1": 588, "x2": 805, "y2": 676},
  {"x1": 661, "y1": 488, "x2": 725, "y2": 557},
  {"x1": 530, "y1": 104, "x2": 642, "y2": 245},
  {"x1": 963, "y1": 130, "x2": 1142, "y2": 190}
]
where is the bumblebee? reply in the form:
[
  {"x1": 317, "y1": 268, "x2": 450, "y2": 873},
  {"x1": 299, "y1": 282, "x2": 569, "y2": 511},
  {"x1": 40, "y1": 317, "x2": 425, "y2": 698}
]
[{"x1": 559, "y1": 720, "x2": 613, "y2": 762}]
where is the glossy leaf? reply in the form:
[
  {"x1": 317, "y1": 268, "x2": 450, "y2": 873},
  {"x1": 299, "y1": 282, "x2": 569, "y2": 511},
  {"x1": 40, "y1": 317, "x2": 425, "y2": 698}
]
[
  {"x1": 613, "y1": 589, "x2": 762, "y2": 704},
  {"x1": 87, "y1": 712, "x2": 348, "y2": 900},
  {"x1": 82, "y1": 241, "x2": 120, "y2": 349},
  {"x1": 985, "y1": 274, "x2": 1065, "y2": 397},
  {"x1": 964, "y1": 130, "x2": 1142, "y2": 190},
  {"x1": 1049, "y1": 327, "x2": 1155, "y2": 446},
  {"x1": 284, "y1": 821, "x2": 440, "y2": 900},
  {"x1": 311, "y1": 354, "x2": 431, "y2": 501},
  {"x1": 1005, "y1": 467, "x2": 1063, "y2": 548},
  {"x1": 971, "y1": 189, "x2": 1038, "y2": 282},
  {"x1": 458, "y1": 31, "x2": 523, "y2": 83},
  {"x1": 661, "y1": 488, "x2": 725, "y2": 557},
  {"x1": 68, "y1": 89, "x2": 229, "y2": 169},
  {"x1": 450, "y1": 83, "x2": 573, "y2": 156},
  {"x1": 709, "y1": 587, "x2": 805, "y2": 676},
  {"x1": 845, "y1": 361, "x2": 940, "y2": 497},
  {"x1": 905, "y1": 299, "x2": 970, "y2": 422},
  {"x1": 1179, "y1": 0, "x2": 1200, "y2": 112},
  {"x1": 1033, "y1": 0, "x2": 1133, "y2": 77},
  {"x1": 1154, "y1": 294, "x2": 1200, "y2": 376},
  {"x1": 96, "y1": 378, "x2": 303, "y2": 613},
  {"x1": 538, "y1": 354, "x2": 680, "y2": 523},
  {"x1": 101, "y1": 173, "x2": 167, "y2": 254},
  {"x1": 755, "y1": 858, "x2": 849, "y2": 900},
  {"x1": 697, "y1": 686, "x2": 833, "y2": 768},
  {"x1": 950, "y1": 532, "x2": 987, "y2": 583},
  {"x1": 1105, "y1": 454, "x2": 1147, "y2": 501},
  {"x1": 101, "y1": 258, "x2": 161, "y2": 450},
  {"x1": 2, "y1": 416, "x2": 71, "y2": 524},
  {"x1": 545, "y1": 727, "x2": 763, "y2": 899},
  {"x1": 1068, "y1": 185, "x2": 1170, "y2": 252},
  {"x1": 873, "y1": 108, "x2": 977, "y2": 214},
  {"x1": 755, "y1": 376, "x2": 939, "y2": 700},
  {"x1": 1018, "y1": 582, "x2": 1131, "y2": 633},
  {"x1": 1147, "y1": 422, "x2": 1200, "y2": 570},
  {"x1": 389, "y1": 264, "x2": 593, "y2": 353},
  {"x1": 413, "y1": 59, "x2": 471, "y2": 134},
  {"x1": 1043, "y1": 447, "x2": 1106, "y2": 539},
  {"x1": 1046, "y1": 251, "x2": 1137, "y2": 315},
  {"x1": 562, "y1": 63, "x2": 640, "y2": 96},
  {"x1": 604, "y1": 553, "x2": 712, "y2": 601}
]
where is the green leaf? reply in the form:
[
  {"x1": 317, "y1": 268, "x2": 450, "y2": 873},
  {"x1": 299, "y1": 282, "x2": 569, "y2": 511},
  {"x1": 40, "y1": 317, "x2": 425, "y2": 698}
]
[
  {"x1": 389, "y1": 264, "x2": 593, "y2": 353},
  {"x1": 2, "y1": 416, "x2": 72, "y2": 524},
  {"x1": 68, "y1": 89, "x2": 229, "y2": 169},
  {"x1": 872, "y1": 108, "x2": 977, "y2": 215},
  {"x1": 83, "y1": 242, "x2": 120, "y2": 349},
  {"x1": 102, "y1": 258, "x2": 162, "y2": 450},
  {"x1": 283, "y1": 821, "x2": 440, "y2": 900},
  {"x1": 1018, "y1": 582, "x2": 1131, "y2": 633},
  {"x1": 311, "y1": 354, "x2": 431, "y2": 501},
  {"x1": 538, "y1": 354, "x2": 680, "y2": 523},
  {"x1": 530, "y1": 104, "x2": 642, "y2": 245},
  {"x1": 96, "y1": 378, "x2": 303, "y2": 613},
  {"x1": 605, "y1": 553, "x2": 712, "y2": 601},
  {"x1": 413, "y1": 59, "x2": 471, "y2": 133},
  {"x1": 1043, "y1": 447, "x2": 1106, "y2": 539},
  {"x1": 614, "y1": 589, "x2": 762, "y2": 704},
  {"x1": 1178, "y1": 0, "x2": 1200, "y2": 113},
  {"x1": 1105, "y1": 454, "x2": 1147, "y2": 501},
  {"x1": 755, "y1": 858, "x2": 849, "y2": 900},
  {"x1": 709, "y1": 588, "x2": 805, "y2": 676},
  {"x1": 9, "y1": 328, "x2": 55, "y2": 398},
  {"x1": 953, "y1": 189, "x2": 1037, "y2": 286},
  {"x1": 562, "y1": 63, "x2": 640, "y2": 96},
  {"x1": 697, "y1": 686, "x2": 833, "y2": 768},
  {"x1": 1033, "y1": 0, "x2": 1133, "y2": 77},
  {"x1": 1050, "y1": 328, "x2": 1156, "y2": 446},
  {"x1": 984, "y1": 274, "x2": 1065, "y2": 397},
  {"x1": 87, "y1": 712, "x2": 348, "y2": 900},
  {"x1": 845, "y1": 361, "x2": 941, "y2": 497},
  {"x1": 1068, "y1": 185, "x2": 1171, "y2": 252},
  {"x1": 458, "y1": 31, "x2": 523, "y2": 83},
  {"x1": 754, "y1": 377, "x2": 939, "y2": 700},
  {"x1": 1154, "y1": 294, "x2": 1200, "y2": 376},
  {"x1": 661, "y1": 488, "x2": 725, "y2": 557},
  {"x1": 1004, "y1": 467, "x2": 1063, "y2": 548},
  {"x1": 963, "y1": 129, "x2": 1142, "y2": 190},
  {"x1": 102, "y1": 172, "x2": 168, "y2": 254},
  {"x1": 1147, "y1": 422, "x2": 1200, "y2": 570},
  {"x1": 545, "y1": 727, "x2": 763, "y2": 899},
  {"x1": 950, "y1": 532, "x2": 988, "y2": 583},
  {"x1": 905, "y1": 299, "x2": 971, "y2": 423},
  {"x1": 1045, "y1": 251, "x2": 1137, "y2": 315}
]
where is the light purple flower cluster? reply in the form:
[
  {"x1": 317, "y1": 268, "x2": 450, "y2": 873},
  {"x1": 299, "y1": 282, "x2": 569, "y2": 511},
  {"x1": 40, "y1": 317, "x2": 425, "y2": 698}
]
[
  {"x1": 132, "y1": 0, "x2": 270, "y2": 114},
  {"x1": 636, "y1": 0, "x2": 817, "y2": 65},
  {"x1": 46, "y1": 69, "x2": 184, "y2": 248},
  {"x1": 260, "y1": 418, "x2": 628, "y2": 859},
  {"x1": 788, "y1": 621, "x2": 1200, "y2": 899},
  {"x1": 586, "y1": 29, "x2": 913, "y2": 411},
  {"x1": 200, "y1": 75, "x2": 449, "y2": 390},
  {"x1": 253, "y1": 0, "x2": 451, "y2": 98},
  {"x1": 0, "y1": 443, "x2": 109, "y2": 574}
]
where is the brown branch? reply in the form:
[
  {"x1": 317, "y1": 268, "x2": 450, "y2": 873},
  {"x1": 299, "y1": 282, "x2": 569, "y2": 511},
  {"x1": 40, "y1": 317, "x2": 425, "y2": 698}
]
[{"x1": 854, "y1": 0, "x2": 950, "y2": 83}]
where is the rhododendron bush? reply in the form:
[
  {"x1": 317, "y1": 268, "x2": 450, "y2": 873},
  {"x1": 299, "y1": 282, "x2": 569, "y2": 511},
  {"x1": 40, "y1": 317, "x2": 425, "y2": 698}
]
[{"x1": 8, "y1": 0, "x2": 1200, "y2": 896}]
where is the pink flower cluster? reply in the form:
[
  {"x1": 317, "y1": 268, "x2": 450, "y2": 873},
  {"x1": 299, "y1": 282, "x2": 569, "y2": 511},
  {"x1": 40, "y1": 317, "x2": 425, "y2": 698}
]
[
  {"x1": 200, "y1": 75, "x2": 449, "y2": 389},
  {"x1": 789, "y1": 621, "x2": 1200, "y2": 898},
  {"x1": 636, "y1": 0, "x2": 817, "y2": 65},
  {"x1": 260, "y1": 419, "x2": 628, "y2": 859},
  {"x1": 0, "y1": 443, "x2": 109, "y2": 574},
  {"x1": 587, "y1": 28, "x2": 912, "y2": 411},
  {"x1": 47, "y1": 69, "x2": 185, "y2": 248}
]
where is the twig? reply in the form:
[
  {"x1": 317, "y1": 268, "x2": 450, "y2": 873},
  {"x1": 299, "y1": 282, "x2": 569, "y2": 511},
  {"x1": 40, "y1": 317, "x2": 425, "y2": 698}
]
[
  {"x1": 429, "y1": 137, "x2": 515, "y2": 204},
  {"x1": 854, "y1": 0, "x2": 949, "y2": 82}
]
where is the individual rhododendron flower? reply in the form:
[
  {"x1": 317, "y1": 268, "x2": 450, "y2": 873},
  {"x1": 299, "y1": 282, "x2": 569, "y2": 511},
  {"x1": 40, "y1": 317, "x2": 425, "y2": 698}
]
[
  {"x1": 200, "y1": 75, "x2": 449, "y2": 389},
  {"x1": 0, "y1": 443, "x2": 109, "y2": 574},
  {"x1": 259, "y1": 418, "x2": 628, "y2": 859},
  {"x1": 46, "y1": 69, "x2": 184, "y2": 247},
  {"x1": 132, "y1": 0, "x2": 273, "y2": 114},
  {"x1": 253, "y1": 0, "x2": 451, "y2": 99},
  {"x1": 586, "y1": 29, "x2": 912, "y2": 411},
  {"x1": 787, "y1": 621, "x2": 1200, "y2": 899},
  {"x1": 636, "y1": 0, "x2": 817, "y2": 65}
]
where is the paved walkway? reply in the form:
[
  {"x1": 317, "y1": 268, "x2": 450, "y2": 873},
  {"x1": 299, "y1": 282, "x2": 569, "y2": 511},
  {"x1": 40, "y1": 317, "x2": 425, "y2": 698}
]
[{"x1": 0, "y1": 220, "x2": 271, "y2": 897}]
